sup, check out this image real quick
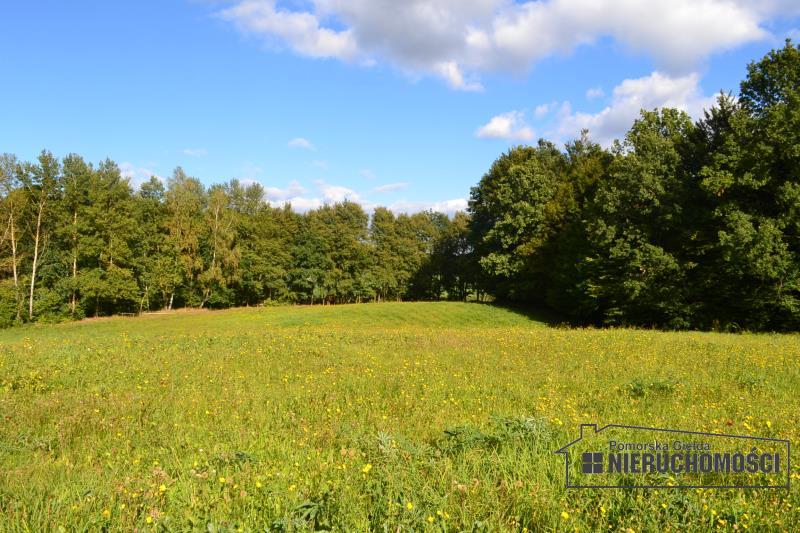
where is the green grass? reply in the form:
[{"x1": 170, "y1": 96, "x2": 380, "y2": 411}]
[{"x1": 1, "y1": 302, "x2": 798, "y2": 531}]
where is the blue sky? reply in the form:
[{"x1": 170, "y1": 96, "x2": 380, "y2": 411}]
[{"x1": 1, "y1": 1, "x2": 798, "y2": 213}]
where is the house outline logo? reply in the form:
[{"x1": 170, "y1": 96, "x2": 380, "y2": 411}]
[{"x1": 555, "y1": 423, "x2": 791, "y2": 489}]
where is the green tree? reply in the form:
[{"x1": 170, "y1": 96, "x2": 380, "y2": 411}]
[
  {"x1": 690, "y1": 41, "x2": 800, "y2": 330},
  {"x1": 0, "y1": 154, "x2": 26, "y2": 324},
  {"x1": 431, "y1": 211, "x2": 475, "y2": 301},
  {"x1": 60, "y1": 154, "x2": 92, "y2": 317},
  {"x1": 77, "y1": 160, "x2": 139, "y2": 316},
  {"x1": 165, "y1": 168, "x2": 205, "y2": 308},
  {"x1": 19, "y1": 150, "x2": 61, "y2": 320},
  {"x1": 582, "y1": 109, "x2": 697, "y2": 328},
  {"x1": 132, "y1": 176, "x2": 173, "y2": 312},
  {"x1": 468, "y1": 141, "x2": 570, "y2": 302},
  {"x1": 199, "y1": 185, "x2": 239, "y2": 308}
]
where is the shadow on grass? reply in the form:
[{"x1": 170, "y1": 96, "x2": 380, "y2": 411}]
[{"x1": 475, "y1": 300, "x2": 569, "y2": 327}]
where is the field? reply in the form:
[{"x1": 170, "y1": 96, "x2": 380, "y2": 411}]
[{"x1": 1, "y1": 302, "x2": 799, "y2": 531}]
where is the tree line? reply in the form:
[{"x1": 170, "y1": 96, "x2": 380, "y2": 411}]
[
  {"x1": 2, "y1": 41, "x2": 799, "y2": 331},
  {"x1": 470, "y1": 41, "x2": 800, "y2": 331},
  {"x1": 0, "y1": 158, "x2": 479, "y2": 327}
]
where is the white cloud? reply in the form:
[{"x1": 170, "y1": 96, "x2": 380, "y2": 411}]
[
  {"x1": 534, "y1": 103, "x2": 553, "y2": 118},
  {"x1": 386, "y1": 198, "x2": 468, "y2": 215},
  {"x1": 373, "y1": 182, "x2": 409, "y2": 193},
  {"x1": 311, "y1": 159, "x2": 329, "y2": 169},
  {"x1": 264, "y1": 180, "x2": 308, "y2": 202},
  {"x1": 586, "y1": 87, "x2": 605, "y2": 100},
  {"x1": 120, "y1": 162, "x2": 161, "y2": 187},
  {"x1": 288, "y1": 137, "x2": 315, "y2": 150},
  {"x1": 220, "y1": 0, "x2": 791, "y2": 90},
  {"x1": 220, "y1": 0, "x2": 358, "y2": 60},
  {"x1": 433, "y1": 61, "x2": 483, "y2": 91},
  {"x1": 360, "y1": 168, "x2": 376, "y2": 180},
  {"x1": 430, "y1": 198, "x2": 469, "y2": 214},
  {"x1": 488, "y1": 0, "x2": 768, "y2": 72},
  {"x1": 260, "y1": 178, "x2": 463, "y2": 215},
  {"x1": 283, "y1": 196, "x2": 324, "y2": 212},
  {"x1": 476, "y1": 110, "x2": 534, "y2": 141},
  {"x1": 553, "y1": 71, "x2": 715, "y2": 146},
  {"x1": 316, "y1": 180, "x2": 361, "y2": 203},
  {"x1": 268, "y1": 180, "x2": 361, "y2": 211},
  {"x1": 183, "y1": 148, "x2": 207, "y2": 157}
]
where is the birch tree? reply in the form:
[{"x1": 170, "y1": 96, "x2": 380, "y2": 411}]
[{"x1": 20, "y1": 151, "x2": 60, "y2": 320}]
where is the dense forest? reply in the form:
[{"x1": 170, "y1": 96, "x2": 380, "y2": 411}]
[
  {"x1": 0, "y1": 160, "x2": 477, "y2": 326},
  {"x1": 2, "y1": 42, "x2": 799, "y2": 331}
]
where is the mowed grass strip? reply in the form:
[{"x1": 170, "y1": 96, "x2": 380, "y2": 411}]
[{"x1": 0, "y1": 302, "x2": 798, "y2": 531}]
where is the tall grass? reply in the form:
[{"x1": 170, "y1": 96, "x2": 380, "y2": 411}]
[{"x1": 0, "y1": 302, "x2": 798, "y2": 530}]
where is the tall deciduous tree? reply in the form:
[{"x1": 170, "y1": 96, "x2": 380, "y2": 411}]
[
  {"x1": 20, "y1": 150, "x2": 61, "y2": 320},
  {"x1": 468, "y1": 141, "x2": 570, "y2": 302},
  {"x1": 78, "y1": 159, "x2": 139, "y2": 316},
  {"x1": 199, "y1": 185, "x2": 239, "y2": 308},
  {"x1": 165, "y1": 168, "x2": 205, "y2": 308},
  {"x1": 582, "y1": 109, "x2": 697, "y2": 327},
  {"x1": 60, "y1": 154, "x2": 92, "y2": 317},
  {"x1": 0, "y1": 154, "x2": 26, "y2": 324},
  {"x1": 132, "y1": 176, "x2": 171, "y2": 312}
]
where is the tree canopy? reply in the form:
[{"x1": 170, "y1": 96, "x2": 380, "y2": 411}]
[{"x1": 2, "y1": 41, "x2": 799, "y2": 331}]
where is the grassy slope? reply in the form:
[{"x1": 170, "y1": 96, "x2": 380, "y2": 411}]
[{"x1": 0, "y1": 302, "x2": 798, "y2": 531}]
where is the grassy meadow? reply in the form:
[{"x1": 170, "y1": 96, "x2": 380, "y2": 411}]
[{"x1": 1, "y1": 302, "x2": 799, "y2": 531}]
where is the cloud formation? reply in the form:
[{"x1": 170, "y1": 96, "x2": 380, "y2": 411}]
[
  {"x1": 385, "y1": 198, "x2": 468, "y2": 215},
  {"x1": 255, "y1": 178, "x2": 465, "y2": 215},
  {"x1": 476, "y1": 110, "x2": 534, "y2": 141},
  {"x1": 316, "y1": 181, "x2": 361, "y2": 203},
  {"x1": 260, "y1": 180, "x2": 359, "y2": 211},
  {"x1": 288, "y1": 137, "x2": 315, "y2": 150},
  {"x1": 585, "y1": 87, "x2": 605, "y2": 100},
  {"x1": 220, "y1": 0, "x2": 357, "y2": 60},
  {"x1": 373, "y1": 182, "x2": 410, "y2": 193},
  {"x1": 553, "y1": 71, "x2": 715, "y2": 146},
  {"x1": 120, "y1": 162, "x2": 161, "y2": 186},
  {"x1": 220, "y1": 0, "x2": 792, "y2": 90},
  {"x1": 264, "y1": 180, "x2": 307, "y2": 202}
]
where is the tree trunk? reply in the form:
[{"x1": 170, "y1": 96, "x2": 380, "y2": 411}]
[
  {"x1": 6, "y1": 209, "x2": 21, "y2": 320},
  {"x1": 28, "y1": 202, "x2": 44, "y2": 320},
  {"x1": 139, "y1": 285, "x2": 149, "y2": 314},
  {"x1": 201, "y1": 203, "x2": 219, "y2": 311},
  {"x1": 6, "y1": 211, "x2": 18, "y2": 290},
  {"x1": 70, "y1": 209, "x2": 78, "y2": 316}
]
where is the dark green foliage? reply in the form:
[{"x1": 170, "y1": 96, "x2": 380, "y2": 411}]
[
  {"x1": 582, "y1": 109, "x2": 697, "y2": 328},
  {"x1": 2, "y1": 43, "x2": 798, "y2": 331},
  {"x1": 0, "y1": 160, "x2": 475, "y2": 325},
  {"x1": 468, "y1": 41, "x2": 800, "y2": 331},
  {"x1": 687, "y1": 41, "x2": 800, "y2": 330}
]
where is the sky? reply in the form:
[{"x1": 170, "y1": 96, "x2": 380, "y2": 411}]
[{"x1": 1, "y1": 1, "x2": 799, "y2": 214}]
